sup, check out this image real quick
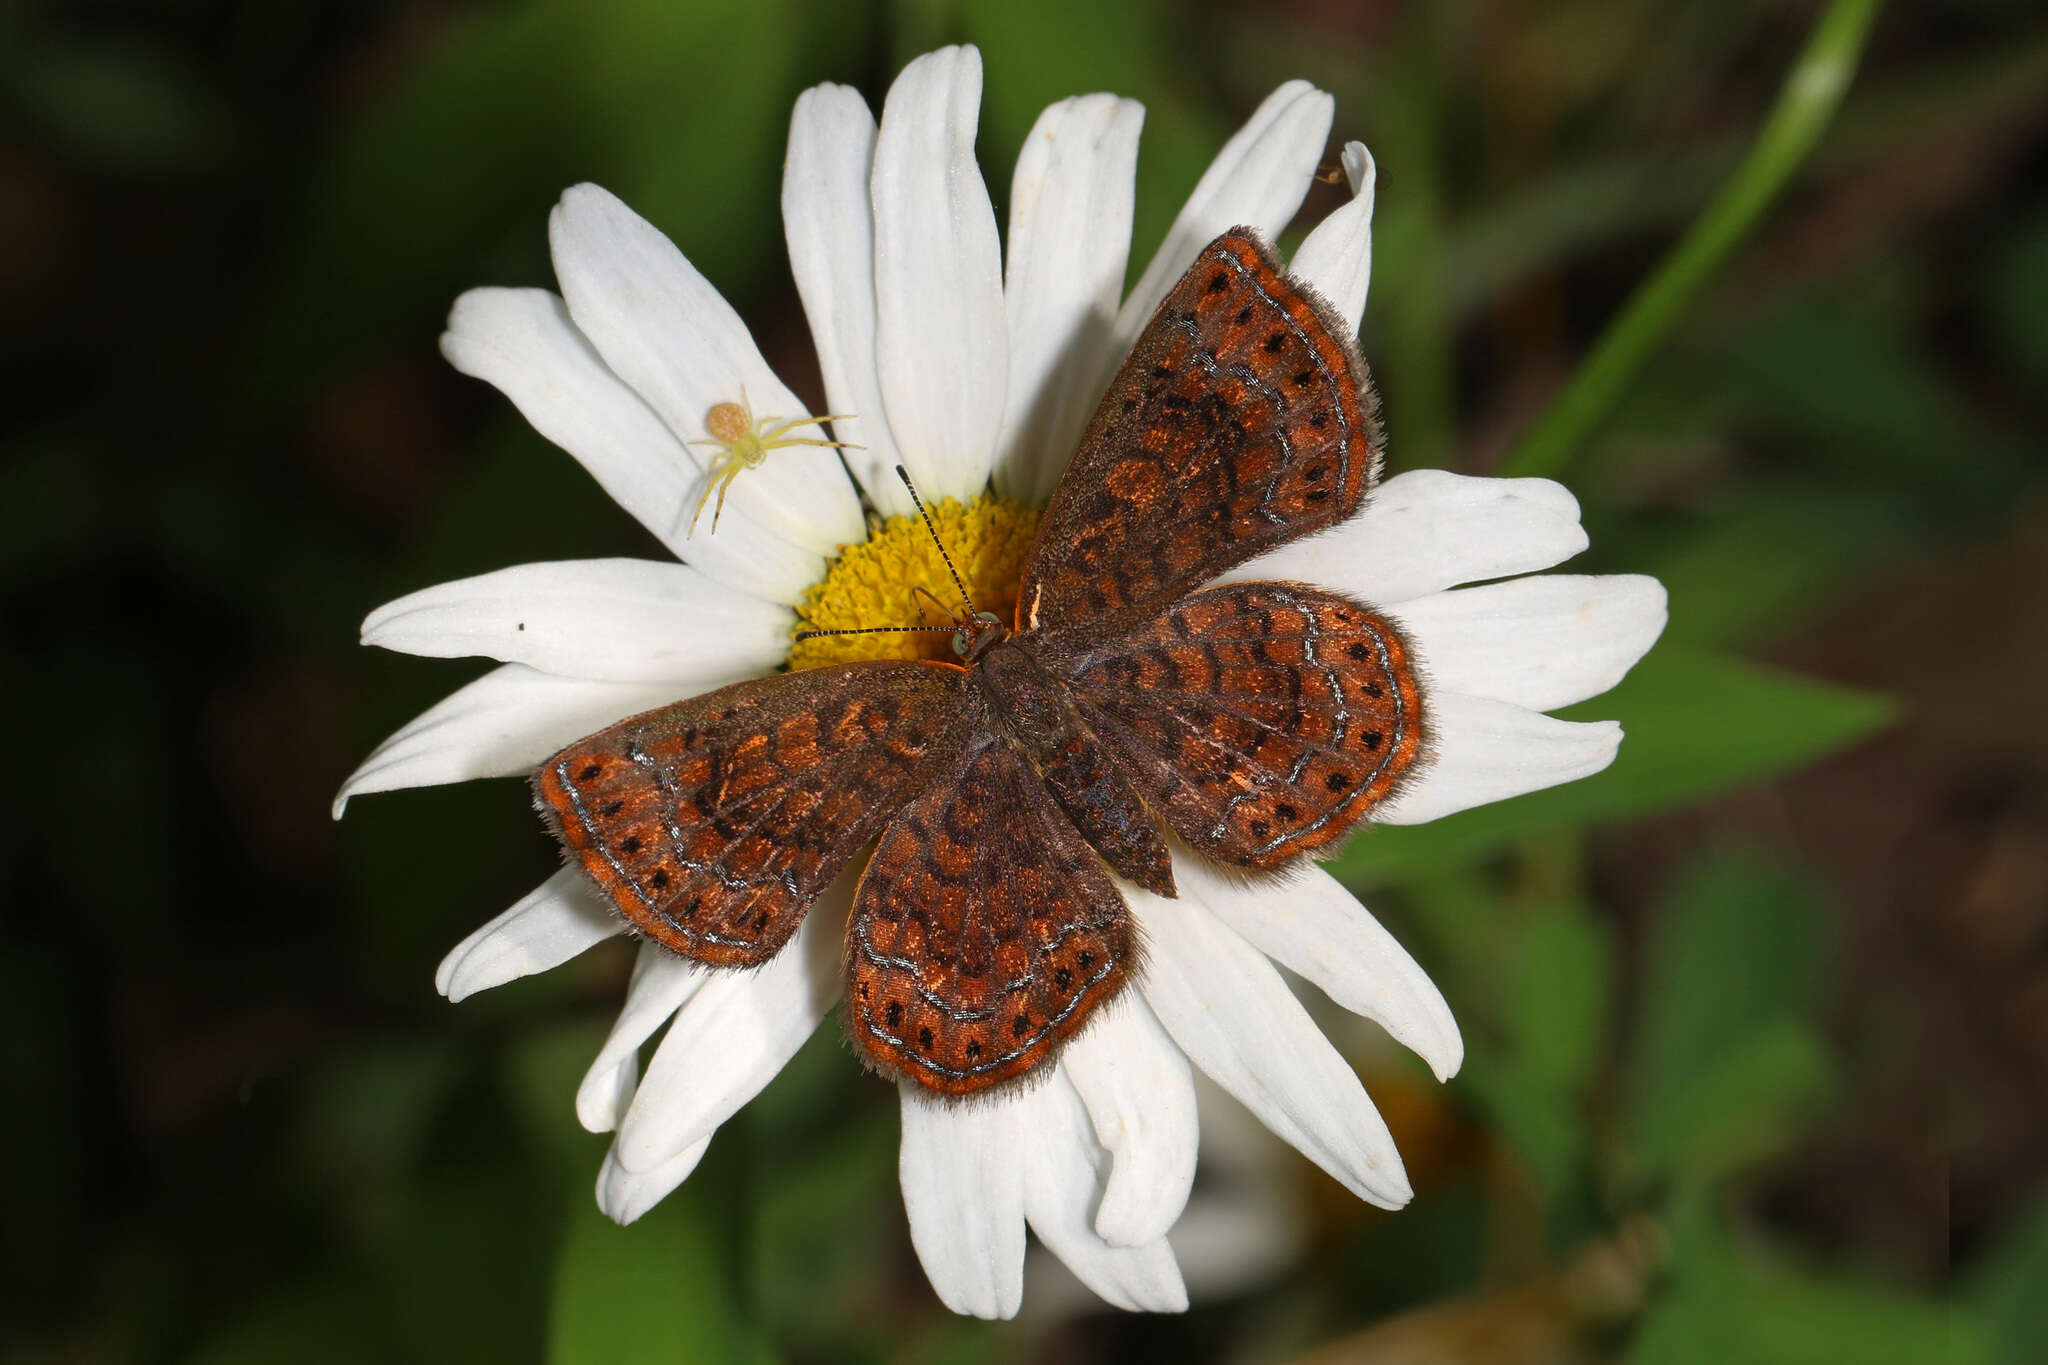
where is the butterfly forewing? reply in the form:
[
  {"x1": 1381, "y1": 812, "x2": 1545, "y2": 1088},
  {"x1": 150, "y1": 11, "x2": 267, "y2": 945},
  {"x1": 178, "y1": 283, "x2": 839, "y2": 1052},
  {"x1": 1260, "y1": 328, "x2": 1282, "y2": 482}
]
[
  {"x1": 1066, "y1": 581, "x2": 1425, "y2": 867},
  {"x1": 1019, "y1": 229, "x2": 1381, "y2": 643},
  {"x1": 536, "y1": 662, "x2": 966, "y2": 966},
  {"x1": 846, "y1": 733, "x2": 1136, "y2": 1094}
]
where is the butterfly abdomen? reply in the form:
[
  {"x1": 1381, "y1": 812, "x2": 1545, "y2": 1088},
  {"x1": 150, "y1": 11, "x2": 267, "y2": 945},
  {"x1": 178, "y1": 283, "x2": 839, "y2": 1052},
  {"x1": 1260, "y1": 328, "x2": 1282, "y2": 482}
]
[{"x1": 979, "y1": 643, "x2": 1175, "y2": 896}]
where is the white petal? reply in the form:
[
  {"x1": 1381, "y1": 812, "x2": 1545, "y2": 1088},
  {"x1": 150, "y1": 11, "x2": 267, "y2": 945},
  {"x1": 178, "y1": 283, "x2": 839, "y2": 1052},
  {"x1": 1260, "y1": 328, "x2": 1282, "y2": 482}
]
[
  {"x1": 547, "y1": 184, "x2": 866, "y2": 551},
  {"x1": 576, "y1": 942, "x2": 706, "y2": 1133},
  {"x1": 433, "y1": 866, "x2": 620, "y2": 1003},
  {"x1": 870, "y1": 46, "x2": 1008, "y2": 504},
  {"x1": 595, "y1": 1133, "x2": 711, "y2": 1226},
  {"x1": 900, "y1": 1081, "x2": 1027, "y2": 1320},
  {"x1": 1376, "y1": 691, "x2": 1623, "y2": 825},
  {"x1": 612, "y1": 881, "x2": 848, "y2": 1170},
  {"x1": 1287, "y1": 142, "x2": 1376, "y2": 334},
  {"x1": 784, "y1": 83, "x2": 911, "y2": 517},
  {"x1": 1177, "y1": 860, "x2": 1462, "y2": 1083},
  {"x1": 1022, "y1": 1074, "x2": 1189, "y2": 1313},
  {"x1": 1061, "y1": 999, "x2": 1198, "y2": 1246},
  {"x1": 1133, "y1": 885, "x2": 1412, "y2": 1209},
  {"x1": 1386, "y1": 574, "x2": 1668, "y2": 714},
  {"x1": 1109, "y1": 81, "x2": 1333, "y2": 366},
  {"x1": 440, "y1": 287, "x2": 822, "y2": 605},
  {"x1": 1231, "y1": 469, "x2": 1589, "y2": 606},
  {"x1": 333, "y1": 665, "x2": 697, "y2": 817},
  {"x1": 995, "y1": 93, "x2": 1145, "y2": 505},
  {"x1": 360, "y1": 559, "x2": 792, "y2": 685}
]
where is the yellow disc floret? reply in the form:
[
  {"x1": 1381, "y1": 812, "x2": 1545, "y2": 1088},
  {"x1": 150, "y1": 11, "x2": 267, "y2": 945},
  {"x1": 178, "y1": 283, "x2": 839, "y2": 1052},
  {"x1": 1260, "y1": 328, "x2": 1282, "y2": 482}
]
[{"x1": 789, "y1": 493, "x2": 1043, "y2": 669}]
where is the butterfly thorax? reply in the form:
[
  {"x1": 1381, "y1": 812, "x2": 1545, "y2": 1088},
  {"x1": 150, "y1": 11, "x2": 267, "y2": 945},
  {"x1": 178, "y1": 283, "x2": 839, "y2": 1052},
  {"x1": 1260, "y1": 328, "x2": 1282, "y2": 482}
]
[{"x1": 975, "y1": 640, "x2": 1177, "y2": 898}]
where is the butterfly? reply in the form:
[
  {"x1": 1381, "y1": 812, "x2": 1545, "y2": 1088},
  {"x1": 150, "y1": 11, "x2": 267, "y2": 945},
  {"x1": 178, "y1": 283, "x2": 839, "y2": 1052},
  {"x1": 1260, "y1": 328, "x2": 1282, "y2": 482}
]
[{"x1": 533, "y1": 228, "x2": 1426, "y2": 1097}]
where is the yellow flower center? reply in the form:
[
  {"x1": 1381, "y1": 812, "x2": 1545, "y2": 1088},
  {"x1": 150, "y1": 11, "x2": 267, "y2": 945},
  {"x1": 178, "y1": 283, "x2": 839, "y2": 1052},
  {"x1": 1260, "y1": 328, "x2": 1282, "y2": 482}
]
[{"x1": 788, "y1": 493, "x2": 1043, "y2": 668}]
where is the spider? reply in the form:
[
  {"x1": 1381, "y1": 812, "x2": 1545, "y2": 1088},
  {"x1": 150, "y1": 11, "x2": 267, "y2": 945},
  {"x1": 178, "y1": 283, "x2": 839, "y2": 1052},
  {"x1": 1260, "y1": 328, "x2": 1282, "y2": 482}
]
[{"x1": 689, "y1": 391, "x2": 856, "y2": 536}]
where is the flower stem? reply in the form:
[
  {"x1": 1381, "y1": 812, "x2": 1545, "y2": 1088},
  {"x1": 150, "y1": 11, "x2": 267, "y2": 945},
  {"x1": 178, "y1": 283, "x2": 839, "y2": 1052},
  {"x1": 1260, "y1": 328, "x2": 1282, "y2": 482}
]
[{"x1": 1497, "y1": 0, "x2": 1881, "y2": 479}]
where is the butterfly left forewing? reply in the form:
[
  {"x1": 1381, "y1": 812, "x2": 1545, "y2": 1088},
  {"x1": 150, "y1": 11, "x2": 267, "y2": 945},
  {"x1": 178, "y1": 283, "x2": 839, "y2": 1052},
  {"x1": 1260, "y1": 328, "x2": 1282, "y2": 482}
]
[
  {"x1": 1018, "y1": 228, "x2": 1381, "y2": 642},
  {"x1": 1064, "y1": 580, "x2": 1425, "y2": 868},
  {"x1": 846, "y1": 734, "x2": 1136, "y2": 1094},
  {"x1": 536, "y1": 661, "x2": 966, "y2": 966}
]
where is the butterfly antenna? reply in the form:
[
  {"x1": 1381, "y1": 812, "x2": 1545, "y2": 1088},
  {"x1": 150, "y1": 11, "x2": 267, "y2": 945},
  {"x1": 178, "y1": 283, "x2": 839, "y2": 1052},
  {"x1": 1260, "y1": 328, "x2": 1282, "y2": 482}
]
[
  {"x1": 895, "y1": 466, "x2": 974, "y2": 618},
  {"x1": 793, "y1": 625, "x2": 953, "y2": 642}
]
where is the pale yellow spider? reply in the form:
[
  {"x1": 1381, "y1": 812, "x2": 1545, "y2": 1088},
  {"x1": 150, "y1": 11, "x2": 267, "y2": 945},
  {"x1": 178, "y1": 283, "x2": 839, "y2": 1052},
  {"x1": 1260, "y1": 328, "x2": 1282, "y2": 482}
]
[{"x1": 688, "y1": 391, "x2": 857, "y2": 536}]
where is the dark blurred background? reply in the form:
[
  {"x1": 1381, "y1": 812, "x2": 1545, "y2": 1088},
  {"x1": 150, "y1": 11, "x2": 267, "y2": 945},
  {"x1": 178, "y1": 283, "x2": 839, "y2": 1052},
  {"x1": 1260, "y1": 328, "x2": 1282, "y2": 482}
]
[{"x1": 2, "y1": 1, "x2": 2043, "y2": 1361}]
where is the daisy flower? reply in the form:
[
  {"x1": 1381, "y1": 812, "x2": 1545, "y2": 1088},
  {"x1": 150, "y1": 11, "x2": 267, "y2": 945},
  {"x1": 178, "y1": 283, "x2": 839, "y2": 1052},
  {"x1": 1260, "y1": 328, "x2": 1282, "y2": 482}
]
[{"x1": 336, "y1": 46, "x2": 1666, "y2": 1318}]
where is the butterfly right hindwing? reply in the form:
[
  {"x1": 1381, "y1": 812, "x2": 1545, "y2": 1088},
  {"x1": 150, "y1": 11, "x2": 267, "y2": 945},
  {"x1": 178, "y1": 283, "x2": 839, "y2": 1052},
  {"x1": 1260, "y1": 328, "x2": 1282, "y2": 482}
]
[{"x1": 1064, "y1": 581, "x2": 1426, "y2": 867}]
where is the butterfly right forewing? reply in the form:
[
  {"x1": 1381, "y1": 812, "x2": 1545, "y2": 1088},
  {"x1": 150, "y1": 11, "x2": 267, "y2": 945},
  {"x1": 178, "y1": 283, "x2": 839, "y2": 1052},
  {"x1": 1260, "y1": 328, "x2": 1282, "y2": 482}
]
[{"x1": 1018, "y1": 229, "x2": 1382, "y2": 643}]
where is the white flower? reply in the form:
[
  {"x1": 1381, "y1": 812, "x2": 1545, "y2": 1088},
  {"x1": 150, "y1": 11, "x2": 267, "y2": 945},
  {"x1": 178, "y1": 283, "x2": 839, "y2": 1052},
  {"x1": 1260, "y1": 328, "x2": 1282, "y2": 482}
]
[{"x1": 338, "y1": 46, "x2": 1666, "y2": 1319}]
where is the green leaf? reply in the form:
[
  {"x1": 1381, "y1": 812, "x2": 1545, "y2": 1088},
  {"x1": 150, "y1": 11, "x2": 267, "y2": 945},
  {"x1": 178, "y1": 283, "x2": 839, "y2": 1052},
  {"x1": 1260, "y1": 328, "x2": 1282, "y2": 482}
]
[
  {"x1": 502, "y1": 1018, "x2": 616, "y2": 1189},
  {"x1": 1633, "y1": 484, "x2": 1911, "y2": 651},
  {"x1": 1331, "y1": 649, "x2": 1894, "y2": 885},
  {"x1": 185, "y1": 1279, "x2": 401, "y2": 1365},
  {"x1": 549, "y1": 1199, "x2": 774, "y2": 1365},
  {"x1": 1627, "y1": 850, "x2": 1835, "y2": 1179},
  {"x1": 1721, "y1": 299, "x2": 2034, "y2": 523},
  {"x1": 1960, "y1": 1192, "x2": 2048, "y2": 1365},
  {"x1": 748, "y1": 1109, "x2": 899, "y2": 1344},
  {"x1": 383, "y1": 1163, "x2": 559, "y2": 1364},
  {"x1": 1633, "y1": 1202, "x2": 1996, "y2": 1365},
  {"x1": 1509, "y1": 908, "x2": 1612, "y2": 1091},
  {"x1": 1630, "y1": 852, "x2": 1829, "y2": 1090},
  {"x1": 1632, "y1": 1020, "x2": 1835, "y2": 1182},
  {"x1": 297, "y1": 1040, "x2": 463, "y2": 1196},
  {"x1": 1456, "y1": 904, "x2": 1612, "y2": 1195},
  {"x1": 1631, "y1": 1268, "x2": 1994, "y2": 1365}
]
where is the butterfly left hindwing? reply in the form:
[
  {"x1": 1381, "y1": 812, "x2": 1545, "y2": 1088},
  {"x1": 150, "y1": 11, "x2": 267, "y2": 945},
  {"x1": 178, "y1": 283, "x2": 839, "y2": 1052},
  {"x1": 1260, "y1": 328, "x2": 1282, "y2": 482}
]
[{"x1": 846, "y1": 733, "x2": 1136, "y2": 1094}]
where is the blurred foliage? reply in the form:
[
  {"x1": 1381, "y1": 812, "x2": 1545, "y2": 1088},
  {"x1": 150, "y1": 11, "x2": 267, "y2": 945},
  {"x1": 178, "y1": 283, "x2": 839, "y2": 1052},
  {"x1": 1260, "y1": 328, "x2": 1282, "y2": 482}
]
[{"x1": 3, "y1": 0, "x2": 2043, "y2": 1362}]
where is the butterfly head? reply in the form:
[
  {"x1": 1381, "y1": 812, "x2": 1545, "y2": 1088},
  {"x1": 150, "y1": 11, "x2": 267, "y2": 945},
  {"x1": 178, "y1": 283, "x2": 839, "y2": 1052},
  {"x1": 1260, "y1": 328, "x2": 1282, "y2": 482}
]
[{"x1": 953, "y1": 610, "x2": 1006, "y2": 663}]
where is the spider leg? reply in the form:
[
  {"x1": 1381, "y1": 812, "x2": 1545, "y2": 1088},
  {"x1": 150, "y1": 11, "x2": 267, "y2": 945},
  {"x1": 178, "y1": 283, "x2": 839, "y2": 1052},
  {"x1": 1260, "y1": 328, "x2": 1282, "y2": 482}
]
[
  {"x1": 687, "y1": 447, "x2": 745, "y2": 537},
  {"x1": 708, "y1": 462, "x2": 741, "y2": 533},
  {"x1": 757, "y1": 415, "x2": 857, "y2": 444}
]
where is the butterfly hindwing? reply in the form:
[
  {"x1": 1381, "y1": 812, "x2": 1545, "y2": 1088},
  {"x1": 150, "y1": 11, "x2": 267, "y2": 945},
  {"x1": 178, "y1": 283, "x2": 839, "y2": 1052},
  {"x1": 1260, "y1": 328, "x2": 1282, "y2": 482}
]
[
  {"x1": 1018, "y1": 229, "x2": 1381, "y2": 643},
  {"x1": 536, "y1": 661, "x2": 967, "y2": 966},
  {"x1": 845, "y1": 732, "x2": 1137, "y2": 1094},
  {"x1": 1065, "y1": 581, "x2": 1425, "y2": 868}
]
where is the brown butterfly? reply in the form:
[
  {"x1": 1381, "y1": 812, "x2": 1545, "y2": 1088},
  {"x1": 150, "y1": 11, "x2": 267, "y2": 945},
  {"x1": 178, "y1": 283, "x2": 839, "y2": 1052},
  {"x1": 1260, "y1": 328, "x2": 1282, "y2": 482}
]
[{"x1": 533, "y1": 228, "x2": 1426, "y2": 1097}]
